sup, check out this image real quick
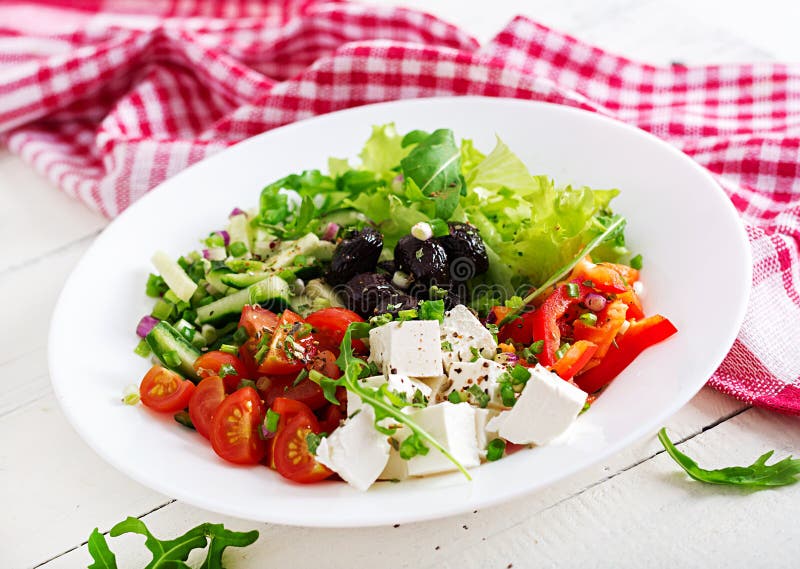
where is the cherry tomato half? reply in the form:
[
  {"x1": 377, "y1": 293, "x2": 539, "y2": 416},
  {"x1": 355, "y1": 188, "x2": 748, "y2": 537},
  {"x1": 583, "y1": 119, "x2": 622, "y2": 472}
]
[
  {"x1": 273, "y1": 410, "x2": 333, "y2": 484},
  {"x1": 193, "y1": 351, "x2": 249, "y2": 393},
  {"x1": 258, "y1": 310, "x2": 316, "y2": 375},
  {"x1": 209, "y1": 387, "x2": 267, "y2": 465},
  {"x1": 139, "y1": 365, "x2": 196, "y2": 413},
  {"x1": 305, "y1": 307, "x2": 366, "y2": 353},
  {"x1": 188, "y1": 375, "x2": 226, "y2": 439}
]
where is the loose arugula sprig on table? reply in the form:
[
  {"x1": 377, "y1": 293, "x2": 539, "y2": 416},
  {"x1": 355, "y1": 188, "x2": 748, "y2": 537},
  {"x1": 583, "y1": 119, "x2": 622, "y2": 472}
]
[
  {"x1": 87, "y1": 517, "x2": 259, "y2": 569},
  {"x1": 309, "y1": 321, "x2": 471, "y2": 480},
  {"x1": 658, "y1": 428, "x2": 800, "y2": 488}
]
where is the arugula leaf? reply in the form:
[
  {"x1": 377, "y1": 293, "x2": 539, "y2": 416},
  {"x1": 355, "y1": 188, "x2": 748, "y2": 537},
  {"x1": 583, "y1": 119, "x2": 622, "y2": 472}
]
[
  {"x1": 88, "y1": 528, "x2": 117, "y2": 569},
  {"x1": 658, "y1": 428, "x2": 800, "y2": 488},
  {"x1": 93, "y1": 518, "x2": 259, "y2": 569},
  {"x1": 110, "y1": 517, "x2": 208, "y2": 569},
  {"x1": 400, "y1": 129, "x2": 462, "y2": 219},
  {"x1": 199, "y1": 524, "x2": 260, "y2": 569}
]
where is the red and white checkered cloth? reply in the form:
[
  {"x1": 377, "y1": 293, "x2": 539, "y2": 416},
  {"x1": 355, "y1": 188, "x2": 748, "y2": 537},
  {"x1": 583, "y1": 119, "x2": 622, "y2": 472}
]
[{"x1": 2, "y1": 0, "x2": 799, "y2": 414}]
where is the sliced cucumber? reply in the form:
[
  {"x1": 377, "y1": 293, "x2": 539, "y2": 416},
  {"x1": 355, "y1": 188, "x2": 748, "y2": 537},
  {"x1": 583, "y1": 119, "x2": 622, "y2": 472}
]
[
  {"x1": 226, "y1": 259, "x2": 267, "y2": 272},
  {"x1": 206, "y1": 265, "x2": 234, "y2": 295},
  {"x1": 311, "y1": 240, "x2": 336, "y2": 261},
  {"x1": 196, "y1": 276, "x2": 291, "y2": 325},
  {"x1": 145, "y1": 322, "x2": 201, "y2": 380},
  {"x1": 151, "y1": 251, "x2": 198, "y2": 302},
  {"x1": 220, "y1": 271, "x2": 272, "y2": 289}
]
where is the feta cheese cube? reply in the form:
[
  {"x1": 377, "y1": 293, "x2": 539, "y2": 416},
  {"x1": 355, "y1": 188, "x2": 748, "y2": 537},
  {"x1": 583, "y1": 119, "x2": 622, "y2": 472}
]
[
  {"x1": 398, "y1": 402, "x2": 481, "y2": 477},
  {"x1": 368, "y1": 320, "x2": 443, "y2": 377},
  {"x1": 347, "y1": 374, "x2": 433, "y2": 415},
  {"x1": 314, "y1": 405, "x2": 390, "y2": 491},
  {"x1": 346, "y1": 375, "x2": 385, "y2": 416},
  {"x1": 446, "y1": 358, "x2": 506, "y2": 408},
  {"x1": 379, "y1": 447, "x2": 409, "y2": 481},
  {"x1": 491, "y1": 365, "x2": 587, "y2": 445},
  {"x1": 440, "y1": 305, "x2": 497, "y2": 371},
  {"x1": 419, "y1": 375, "x2": 449, "y2": 403}
]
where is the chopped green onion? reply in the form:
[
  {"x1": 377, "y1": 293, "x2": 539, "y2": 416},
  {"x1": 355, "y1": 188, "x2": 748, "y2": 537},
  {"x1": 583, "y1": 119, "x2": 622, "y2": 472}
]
[
  {"x1": 428, "y1": 218, "x2": 450, "y2": 237},
  {"x1": 292, "y1": 368, "x2": 309, "y2": 387},
  {"x1": 470, "y1": 346, "x2": 481, "y2": 362},
  {"x1": 370, "y1": 313, "x2": 393, "y2": 327},
  {"x1": 293, "y1": 254, "x2": 308, "y2": 266},
  {"x1": 181, "y1": 308, "x2": 198, "y2": 324},
  {"x1": 162, "y1": 350, "x2": 181, "y2": 368},
  {"x1": 121, "y1": 385, "x2": 140, "y2": 406},
  {"x1": 398, "y1": 309, "x2": 418, "y2": 321},
  {"x1": 233, "y1": 326, "x2": 249, "y2": 345},
  {"x1": 510, "y1": 364, "x2": 531, "y2": 384},
  {"x1": 205, "y1": 233, "x2": 225, "y2": 248},
  {"x1": 529, "y1": 340, "x2": 544, "y2": 354},
  {"x1": 219, "y1": 363, "x2": 238, "y2": 378},
  {"x1": 145, "y1": 274, "x2": 168, "y2": 298},
  {"x1": 500, "y1": 382, "x2": 516, "y2": 407},
  {"x1": 555, "y1": 343, "x2": 571, "y2": 360},
  {"x1": 163, "y1": 289, "x2": 181, "y2": 304},
  {"x1": 428, "y1": 286, "x2": 448, "y2": 300},
  {"x1": 294, "y1": 323, "x2": 313, "y2": 339},
  {"x1": 229, "y1": 241, "x2": 248, "y2": 257},
  {"x1": 398, "y1": 433, "x2": 430, "y2": 460},
  {"x1": 177, "y1": 256, "x2": 191, "y2": 271},
  {"x1": 220, "y1": 344, "x2": 239, "y2": 355},
  {"x1": 630, "y1": 254, "x2": 643, "y2": 270},
  {"x1": 151, "y1": 299, "x2": 174, "y2": 321},
  {"x1": 467, "y1": 384, "x2": 490, "y2": 408},
  {"x1": 134, "y1": 339, "x2": 151, "y2": 358},
  {"x1": 277, "y1": 269, "x2": 295, "y2": 282},
  {"x1": 566, "y1": 283, "x2": 580, "y2": 298},
  {"x1": 174, "y1": 411, "x2": 194, "y2": 429},
  {"x1": 448, "y1": 390, "x2": 464, "y2": 404},
  {"x1": 305, "y1": 432, "x2": 324, "y2": 455},
  {"x1": 578, "y1": 313, "x2": 598, "y2": 326},
  {"x1": 486, "y1": 438, "x2": 506, "y2": 462},
  {"x1": 264, "y1": 409, "x2": 280, "y2": 433},
  {"x1": 504, "y1": 296, "x2": 524, "y2": 309},
  {"x1": 441, "y1": 340, "x2": 453, "y2": 352}
]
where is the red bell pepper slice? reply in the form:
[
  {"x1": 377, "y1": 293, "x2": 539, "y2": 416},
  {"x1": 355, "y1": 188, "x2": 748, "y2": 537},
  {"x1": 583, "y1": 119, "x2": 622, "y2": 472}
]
[
  {"x1": 573, "y1": 300, "x2": 628, "y2": 360},
  {"x1": 551, "y1": 340, "x2": 598, "y2": 380},
  {"x1": 574, "y1": 315, "x2": 678, "y2": 394},
  {"x1": 571, "y1": 257, "x2": 627, "y2": 294},
  {"x1": 531, "y1": 281, "x2": 594, "y2": 366}
]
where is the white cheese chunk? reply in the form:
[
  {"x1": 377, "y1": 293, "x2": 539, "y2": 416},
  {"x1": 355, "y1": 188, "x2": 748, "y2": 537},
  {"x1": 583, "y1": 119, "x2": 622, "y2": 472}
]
[
  {"x1": 347, "y1": 374, "x2": 433, "y2": 415},
  {"x1": 446, "y1": 358, "x2": 506, "y2": 408},
  {"x1": 314, "y1": 405, "x2": 390, "y2": 491},
  {"x1": 419, "y1": 375, "x2": 449, "y2": 404},
  {"x1": 379, "y1": 447, "x2": 409, "y2": 481},
  {"x1": 398, "y1": 402, "x2": 481, "y2": 477},
  {"x1": 368, "y1": 320, "x2": 443, "y2": 377},
  {"x1": 474, "y1": 407, "x2": 501, "y2": 458},
  {"x1": 492, "y1": 364, "x2": 587, "y2": 445},
  {"x1": 346, "y1": 375, "x2": 385, "y2": 416},
  {"x1": 440, "y1": 305, "x2": 497, "y2": 371}
]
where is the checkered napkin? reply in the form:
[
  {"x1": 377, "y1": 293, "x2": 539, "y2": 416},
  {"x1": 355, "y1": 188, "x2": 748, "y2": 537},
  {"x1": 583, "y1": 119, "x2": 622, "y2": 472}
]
[{"x1": 2, "y1": 0, "x2": 799, "y2": 414}]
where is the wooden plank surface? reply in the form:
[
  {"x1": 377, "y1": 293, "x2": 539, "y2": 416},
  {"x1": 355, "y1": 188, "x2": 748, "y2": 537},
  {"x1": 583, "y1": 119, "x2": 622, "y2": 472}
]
[{"x1": 0, "y1": 1, "x2": 796, "y2": 567}]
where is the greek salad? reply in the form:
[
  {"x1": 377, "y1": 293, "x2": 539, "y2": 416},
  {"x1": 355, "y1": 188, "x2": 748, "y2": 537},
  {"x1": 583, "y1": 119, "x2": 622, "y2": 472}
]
[{"x1": 132, "y1": 124, "x2": 677, "y2": 490}]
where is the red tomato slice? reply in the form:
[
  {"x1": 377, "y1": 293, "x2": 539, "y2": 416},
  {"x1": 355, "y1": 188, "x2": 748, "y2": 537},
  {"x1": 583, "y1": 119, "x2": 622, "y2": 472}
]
[
  {"x1": 257, "y1": 310, "x2": 316, "y2": 375},
  {"x1": 551, "y1": 340, "x2": 598, "y2": 380},
  {"x1": 273, "y1": 411, "x2": 333, "y2": 484},
  {"x1": 306, "y1": 308, "x2": 366, "y2": 353},
  {"x1": 318, "y1": 404, "x2": 344, "y2": 434},
  {"x1": 209, "y1": 387, "x2": 267, "y2": 465},
  {"x1": 139, "y1": 366, "x2": 196, "y2": 413},
  {"x1": 239, "y1": 305, "x2": 279, "y2": 337},
  {"x1": 193, "y1": 351, "x2": 249, "y2": 393},
  {"x1": 188, "y1": 376, "x2": 226, "y2": 439}
]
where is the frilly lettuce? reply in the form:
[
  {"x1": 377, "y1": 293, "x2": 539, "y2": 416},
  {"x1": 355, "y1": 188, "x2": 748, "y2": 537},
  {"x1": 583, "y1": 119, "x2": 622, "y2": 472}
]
[{"x1": 255, "y1": 124, "x2": 628, "y2": 294}]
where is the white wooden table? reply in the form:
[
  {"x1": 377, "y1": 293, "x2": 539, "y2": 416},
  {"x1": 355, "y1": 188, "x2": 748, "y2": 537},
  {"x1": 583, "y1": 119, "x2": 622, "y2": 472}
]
[{"x1": 2, "y1": 1, "x2": 798, "y2": 567}]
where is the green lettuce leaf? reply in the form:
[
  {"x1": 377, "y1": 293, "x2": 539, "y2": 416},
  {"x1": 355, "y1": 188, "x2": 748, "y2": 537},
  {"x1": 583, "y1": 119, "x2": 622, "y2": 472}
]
[{"x1": 358, "y1": 123, "x2": 410, "y2": 178}]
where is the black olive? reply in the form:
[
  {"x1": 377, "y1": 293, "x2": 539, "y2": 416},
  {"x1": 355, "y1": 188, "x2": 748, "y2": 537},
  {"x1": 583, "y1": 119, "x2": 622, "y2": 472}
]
[
  {"x1": 341, "y1": 273, "x2": 417, "y2": 318},
  {"x1": 326, "y1": 227, "x2": 383, "y2": 285},
  {"x1": 441, "y1": 282, "x2": 469, "y2": 310},
  {"x1": 394, "y1": 235, "x2": 449, "y2": 287},
  {"x1": 377, "y1": 260, "x2": 396, "y2": 275},
  {"x1": 438, "y1": 222, "x2": 489, "y2": 281}
]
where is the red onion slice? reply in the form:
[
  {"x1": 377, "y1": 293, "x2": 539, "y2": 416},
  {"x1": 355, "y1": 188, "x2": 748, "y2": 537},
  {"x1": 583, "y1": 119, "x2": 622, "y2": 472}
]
[{"x1": 136, "y1": 315, "x2": 159, "y2": 338}]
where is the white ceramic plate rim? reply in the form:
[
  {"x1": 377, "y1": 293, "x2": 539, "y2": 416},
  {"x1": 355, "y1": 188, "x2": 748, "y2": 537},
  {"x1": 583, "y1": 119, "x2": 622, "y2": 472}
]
[{"x1": 49, "y1": 97, "x2": 751, "y2": 527}]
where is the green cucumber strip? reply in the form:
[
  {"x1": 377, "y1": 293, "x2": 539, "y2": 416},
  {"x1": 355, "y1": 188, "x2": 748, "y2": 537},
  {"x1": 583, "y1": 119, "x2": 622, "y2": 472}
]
[
  {"x1": 196, "y1": 276, "x2": 291, "y2": 324},
  {"x1": 145, "y1": 322, "x2": 201, "y2": 380}
]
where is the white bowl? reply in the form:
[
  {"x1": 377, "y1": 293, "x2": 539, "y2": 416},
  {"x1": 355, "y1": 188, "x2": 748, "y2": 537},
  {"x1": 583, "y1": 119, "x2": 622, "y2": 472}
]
[{"x1": 49, "y1": 97, "x2": 750, "y2": 527}]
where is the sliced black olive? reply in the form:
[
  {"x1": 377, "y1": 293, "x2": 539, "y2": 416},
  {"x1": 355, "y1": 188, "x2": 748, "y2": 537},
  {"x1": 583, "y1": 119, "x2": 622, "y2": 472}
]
[
  {"x1": 326, "y1": 227, "x2": 383, "y2": 285},
  {"x1": 341, "y1": 273, "x2": 417, "y2": 318},
  {"x1": 438, "y1": 222, "x2": 489, "y2": 281},
  {"x1": 394, "y1": 235, "x2": 449, "y2": 287}
]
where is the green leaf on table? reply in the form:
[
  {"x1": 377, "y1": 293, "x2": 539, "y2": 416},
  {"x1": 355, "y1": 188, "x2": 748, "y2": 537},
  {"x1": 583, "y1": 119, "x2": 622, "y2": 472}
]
[
  {"x1": 87, "y1": 528, "x2": 117, "y2": 569},
  {"x1": 199, "y1": 524, "x2": 260, "y2": 569},
  {"x1": 109, "y1": 517, "x2": 208, "y2": 569},
  {"x1": 400, "y1": 128, "x2": 462, "y2": 219},
  {"x1": 658, "y1": 428, "x2": 800, "y2": 488}
]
